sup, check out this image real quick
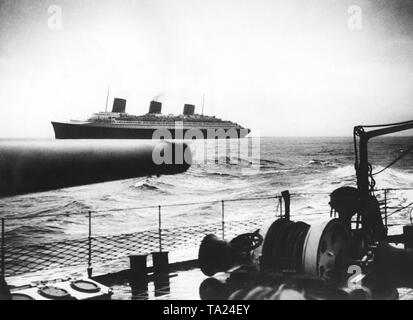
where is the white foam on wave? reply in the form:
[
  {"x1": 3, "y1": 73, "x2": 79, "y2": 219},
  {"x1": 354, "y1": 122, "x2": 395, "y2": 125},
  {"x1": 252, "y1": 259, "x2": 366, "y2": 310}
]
[
  {"x1": 329, "y1": 165, "x2": 356, "y2": 179},
  {"x1": 294, "y1": 165, "x2": 413, "y2": 196},
  {"x1": 372, "y1": 166, "x2": 413, "y2": 189},
  {"x1": 328, "y1": 165, "x2": 413, "y2": 189},
  {"x1": 290, "y1": 165, "x2": 413, "y2": 224}
]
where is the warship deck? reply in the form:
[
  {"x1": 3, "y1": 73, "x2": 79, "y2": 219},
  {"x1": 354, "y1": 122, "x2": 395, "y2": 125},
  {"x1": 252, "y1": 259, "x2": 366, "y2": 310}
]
[{"x1": 3, "y1": 188, "x2": 413, "y2": 300}]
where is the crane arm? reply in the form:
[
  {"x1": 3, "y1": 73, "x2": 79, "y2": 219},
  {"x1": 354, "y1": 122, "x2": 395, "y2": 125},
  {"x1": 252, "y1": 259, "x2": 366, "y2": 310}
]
[{"x1": 354, "y1": 120, "x2": 413, "y2": 196}]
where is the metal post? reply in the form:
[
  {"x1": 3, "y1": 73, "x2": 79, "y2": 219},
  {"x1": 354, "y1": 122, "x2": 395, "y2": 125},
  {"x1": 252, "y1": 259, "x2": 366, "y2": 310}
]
[
  {"x1": 404, "y1": 225, "x2": 413, "y2": 249},
  {"x1": 215, "y1": 142, "x2": 219, "y2": 164},
  {"x1": 281, "y1": 190, "x2": 291, "y2": 221},
  {"x1": 279, "y1": 197, "x2": 283, "y2": 217},
  {"x1": 384, "y1": 189, "x2": 388, "y2": 230},
  {"x1": 221, "y1": 200, "x2": 225, "y2": 240},
  {"x1": 158, "y1": 205, "x2": 162, "y2": 252},
  {"x1": 238, "y1": 138, "x2": 241, "y2": 164},
  {"x1": 87, "y1": 211, "x2": 92, "y2": 278},
  {"x1": 1, "y1": 218, "x2": 4, "y2": 277}
]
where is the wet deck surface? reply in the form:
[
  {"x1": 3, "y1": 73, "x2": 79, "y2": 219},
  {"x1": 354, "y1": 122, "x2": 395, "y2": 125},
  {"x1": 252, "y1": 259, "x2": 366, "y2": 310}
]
[
  {"x1": 8, "y1": 264, "x2": 413, "y2": 300},
  {"x1": 6, "y1": 226, "x2": 413, "y2": 300},
  {"x1": 105, "y1": 267, "x2": 413, "y2": 300},
  {"x1": 111, "y1": 268, "x2": 206, "y2": 300}
]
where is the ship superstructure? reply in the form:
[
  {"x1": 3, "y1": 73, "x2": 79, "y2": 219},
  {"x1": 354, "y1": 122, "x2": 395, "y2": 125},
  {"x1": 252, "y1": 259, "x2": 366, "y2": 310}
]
[{"x1": 52, "y1": 99, "x2": 250, "y2": 139}]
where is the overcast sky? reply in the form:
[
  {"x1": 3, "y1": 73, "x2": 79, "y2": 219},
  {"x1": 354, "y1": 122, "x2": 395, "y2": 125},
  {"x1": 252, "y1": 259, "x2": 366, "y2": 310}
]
[{"x1": 0, "y1": 0, "x2": 412, "y2": 137}]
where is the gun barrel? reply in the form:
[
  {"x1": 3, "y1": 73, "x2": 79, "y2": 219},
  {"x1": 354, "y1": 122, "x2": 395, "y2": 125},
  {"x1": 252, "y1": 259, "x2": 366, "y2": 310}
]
[{"x1": 0, "y1": 140, "x2": 191, "y2": 198}]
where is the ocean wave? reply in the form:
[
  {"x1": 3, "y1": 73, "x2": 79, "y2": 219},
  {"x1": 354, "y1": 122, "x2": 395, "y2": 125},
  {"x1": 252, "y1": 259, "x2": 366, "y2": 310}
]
[
  {"x1": 205, "y1": 172, "x2": 239, "y2": 178},
  {"x1": 129, "y1": 179, "x2": 171, "y2": 194},
  {"x1": 5, "y1": 225, "x2": 63, "y2": 244},
  {"x1": 329, "y1": 165, "x2": 413, "y2": 188},
  {"x1": 308, "y1": 159, "x2": 336, "y2": 167},
  {"x1": 205, "y1": 156, "x2": 254, "y2": 167},
  {"x1": 373, "y1": 166, "x2": 413, "y2": 189},
  {"x1": 329, "y1": 166, "x2": 356, "y2": 179},
  {"x1": 260, "y1": 169, "x2": 284, "y2": 176},
  {"x1": 132, "y1": 182, "x2": 159, "y2": 191},
  {"x1": 0, "y1": 200, "x2": 92, "y2": 220},
  {"x1": 260, "y1": 159, "x2": 285, "y2": 166},
  {"x1": 299, "y1": 165, "x2": 413, "y2": 196}
]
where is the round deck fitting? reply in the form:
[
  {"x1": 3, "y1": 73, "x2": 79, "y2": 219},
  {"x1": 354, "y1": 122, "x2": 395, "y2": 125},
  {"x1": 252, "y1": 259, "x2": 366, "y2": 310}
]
[
  {"x1": 38, "y1": 286, "x2": 72, "y2": 300},
  {"x1": 71, "y1": 280, "x2": 101, "y2": 294},
  {"x1": 302, "y1": 218, "x2": 350, "y2": 281},
  {"x1": 11, "y1": 293, "x2": 35, "y2": 300}
]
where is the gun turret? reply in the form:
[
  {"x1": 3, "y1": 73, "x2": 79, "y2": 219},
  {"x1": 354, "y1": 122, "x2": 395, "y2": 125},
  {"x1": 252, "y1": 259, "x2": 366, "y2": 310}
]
[{"x1": 0, "y1": 140, "x2": 191, "y2": 198}]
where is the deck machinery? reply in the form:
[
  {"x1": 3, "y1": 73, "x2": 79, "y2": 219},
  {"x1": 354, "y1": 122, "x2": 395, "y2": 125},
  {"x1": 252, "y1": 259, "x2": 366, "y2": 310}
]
[{"x1": 198, "y1": 120, "x2": 413, "y2": 300}]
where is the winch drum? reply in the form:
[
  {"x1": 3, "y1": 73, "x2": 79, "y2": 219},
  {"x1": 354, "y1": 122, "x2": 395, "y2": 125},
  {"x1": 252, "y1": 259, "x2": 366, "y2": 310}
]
[
  {"x1": 302, "y1": 218, "x2": 351, "y2": 279},
  {"x1": 251, "y1": 218, "x2": 287, "y2": 270},
  {"x1": 252, "y1": 218, "x2": 350, "y2": 280}
]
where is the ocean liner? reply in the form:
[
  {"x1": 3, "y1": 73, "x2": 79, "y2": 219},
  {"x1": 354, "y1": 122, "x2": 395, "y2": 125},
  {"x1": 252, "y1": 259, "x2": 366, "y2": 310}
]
[{"x1": 51, "y1": 98, "x2": 250, "y2": 139}]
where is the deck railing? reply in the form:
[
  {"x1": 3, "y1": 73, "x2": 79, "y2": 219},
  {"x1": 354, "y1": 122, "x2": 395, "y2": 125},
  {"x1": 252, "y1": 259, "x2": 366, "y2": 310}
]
[{"x1": 1, "y1": 188, "x2": 412, "y2": 278}]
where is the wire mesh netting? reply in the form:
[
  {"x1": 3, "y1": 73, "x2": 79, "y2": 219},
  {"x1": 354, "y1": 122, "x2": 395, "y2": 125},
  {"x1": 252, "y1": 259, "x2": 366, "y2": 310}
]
[
  {"x1": 2, "y1": 213, "x2": 273, "y2": 277},
  {"x1": 2, "y1": 189, "x2": 411, "y2": 278},
  {"x1": 4, "y1": 238, "x2": 90, "y2": 276}
]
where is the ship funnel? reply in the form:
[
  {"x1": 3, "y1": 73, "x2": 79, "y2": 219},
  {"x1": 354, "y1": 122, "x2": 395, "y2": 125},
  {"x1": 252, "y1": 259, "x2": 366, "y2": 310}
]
[
  {"x1": 183, "y1": 104, "x2": 195, "y2": 116},
  {"x1": 149, "y1": 100, "x2": 162, "y2": 114},
  {"x1": 112, "y1": 98, "x2": 127, "y2": 113}
]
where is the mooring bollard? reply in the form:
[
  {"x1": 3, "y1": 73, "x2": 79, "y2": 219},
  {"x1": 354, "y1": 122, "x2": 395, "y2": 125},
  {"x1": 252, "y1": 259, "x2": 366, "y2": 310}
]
[
  {"x1": 129, "y1": 254, "x2": 148, "y2": 284},
  {"x1": 152, "y1": 251, "x2": 169, "y2": 275},
  {"x1": 0, "y1": 276, "x2": 11, "y2": 300},
  {"x1": 403, "y1": 225, "x2": 413, "y2": 249},
  {"x1": 129, "y1": 254, "x2": 149, "y2": 298},
  {"x1": 152, "y1": 251, "x2": 170, "y2": 297}
]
